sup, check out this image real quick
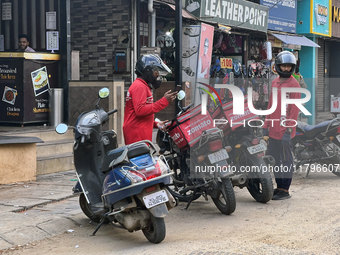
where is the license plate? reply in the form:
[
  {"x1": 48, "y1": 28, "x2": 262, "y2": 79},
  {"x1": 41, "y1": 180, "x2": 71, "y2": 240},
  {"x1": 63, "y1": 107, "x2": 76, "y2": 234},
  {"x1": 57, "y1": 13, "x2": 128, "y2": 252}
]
[
  {"x1": 337, "y1": 135, "x2": 340, "y2": 142},
  {"x1": 143, "y1": 190, "x2": 169, "y2": 209},
  {"x1": 208, "y1": 149, "x2": 229, "y2": 164},
  {"x1": 247, "y1": 143, "x2": 267, "y2": 155}
]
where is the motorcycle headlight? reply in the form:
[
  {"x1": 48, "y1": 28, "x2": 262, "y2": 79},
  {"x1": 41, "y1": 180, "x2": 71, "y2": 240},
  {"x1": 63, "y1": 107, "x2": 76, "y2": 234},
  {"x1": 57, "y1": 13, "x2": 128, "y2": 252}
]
[{"x1": 79, "y1": 112, "x2": 100, "y2": 125}]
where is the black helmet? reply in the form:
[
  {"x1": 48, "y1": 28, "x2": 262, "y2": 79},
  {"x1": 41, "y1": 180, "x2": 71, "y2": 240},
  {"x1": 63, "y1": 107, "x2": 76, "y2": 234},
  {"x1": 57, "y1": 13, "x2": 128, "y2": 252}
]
[
  {"x1": 135, "y1": 54, "x2": 171, "y2": 89},
  {"x1": 275, "y1": 51, "x2": 296, "y2": 78},
  {"x1": 135, "y1": 54, "x2": 171, "y2": 75}
]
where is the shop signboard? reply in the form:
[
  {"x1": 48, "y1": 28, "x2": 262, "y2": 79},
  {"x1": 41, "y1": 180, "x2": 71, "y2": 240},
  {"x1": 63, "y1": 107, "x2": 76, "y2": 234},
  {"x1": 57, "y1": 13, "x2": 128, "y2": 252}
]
[
  {"x1": 260, "y1": 0, "x2": 297, "y2": 33},
  {"x1": 312, "y1": 0, "x2": 331, "y2": 36},
  {"x1": 184, "y1": 0, "x2": 269, "y2": 32},
  {"x1": 296, "y1": 0, "x2": 331, "y2": 36},
  {"x1": 332, "y1": 0, "x2": 340, "y2": 37}
]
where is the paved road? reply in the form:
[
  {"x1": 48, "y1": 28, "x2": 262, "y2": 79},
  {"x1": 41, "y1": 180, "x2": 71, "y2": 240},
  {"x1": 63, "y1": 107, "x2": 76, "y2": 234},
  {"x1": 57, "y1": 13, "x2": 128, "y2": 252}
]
[{"x1": 1, "y1": 169, "x2": 340, "y2": 254}]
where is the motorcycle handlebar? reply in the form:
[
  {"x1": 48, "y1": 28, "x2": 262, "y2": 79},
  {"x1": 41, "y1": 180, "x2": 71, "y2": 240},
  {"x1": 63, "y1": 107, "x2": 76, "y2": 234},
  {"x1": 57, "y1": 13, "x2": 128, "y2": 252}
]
[
  {"x1": 182, "y1": 103, "x2": 193, "y2": 113},
  {"x1": 107, "y1": 109, "x2": 118, "y2": 115}
]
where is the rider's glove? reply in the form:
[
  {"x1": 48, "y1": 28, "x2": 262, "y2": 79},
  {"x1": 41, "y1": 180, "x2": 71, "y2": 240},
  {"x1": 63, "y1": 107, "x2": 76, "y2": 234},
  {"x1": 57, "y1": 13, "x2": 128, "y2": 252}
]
[{"x1": 262, "y1": 128, "x2": 269, "y2": 137}]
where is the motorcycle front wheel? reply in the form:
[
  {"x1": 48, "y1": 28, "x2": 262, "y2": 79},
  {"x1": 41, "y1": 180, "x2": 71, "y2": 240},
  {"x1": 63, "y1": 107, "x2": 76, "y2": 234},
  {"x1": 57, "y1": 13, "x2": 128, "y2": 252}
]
[
  {"x1": 320, "y1": 142, "x2": 340, "y2": 177},
  {"x1": 142, "y1": 215, "x2": 166, "y2": 244},
  {"x1": 241, "y1": 154, "x2": 274, "y2": 203},
  {"x1": 211, "y1": 178, "x2": 236, "y2": 215}
]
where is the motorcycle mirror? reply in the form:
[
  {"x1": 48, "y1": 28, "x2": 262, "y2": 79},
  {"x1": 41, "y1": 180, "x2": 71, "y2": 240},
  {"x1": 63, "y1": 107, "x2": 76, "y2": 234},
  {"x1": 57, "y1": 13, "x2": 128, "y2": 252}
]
[
  {"x1": 55, "y1": 123, "x2": 68, "y2": 134},
  {"x1": 177, "y1": 90, "x2": 186, "y2": 101},
  {"x1": 98, "y1": 88, "x2": 110, "y2": 99}
]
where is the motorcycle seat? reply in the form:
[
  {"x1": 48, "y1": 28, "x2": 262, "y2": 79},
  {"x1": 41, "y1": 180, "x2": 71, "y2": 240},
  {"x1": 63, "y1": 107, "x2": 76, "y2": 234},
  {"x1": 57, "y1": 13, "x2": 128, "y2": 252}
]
[
  {"x1": 297, "y1": 121, "x2": 331, "y2": 137},
  {"x1": 101, "y1": 143, "x2": 150, "y2": 172}
]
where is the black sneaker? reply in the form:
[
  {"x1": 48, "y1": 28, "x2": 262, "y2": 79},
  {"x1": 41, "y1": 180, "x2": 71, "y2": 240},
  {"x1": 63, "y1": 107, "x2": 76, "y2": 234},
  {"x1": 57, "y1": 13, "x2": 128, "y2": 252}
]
[
  {"x1": 272, "y1": 190, "x2": 291, "y2": 200},
  {"x1": 273, "y1": 188, "x2": 279, "y2": 196}
]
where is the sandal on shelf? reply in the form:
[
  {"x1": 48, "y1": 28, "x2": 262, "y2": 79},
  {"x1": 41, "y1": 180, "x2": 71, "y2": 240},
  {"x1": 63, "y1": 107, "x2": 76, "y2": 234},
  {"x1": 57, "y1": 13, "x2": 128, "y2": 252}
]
[
  {"x1": 184, "y1": 28, "x2": 199, "y2": 37},
  {"x1": 182, "y1": 67, "x2": 195, "y2": 77},
  {"x1": 182, "y1": 46, "x2": 197, "y2": 58}
]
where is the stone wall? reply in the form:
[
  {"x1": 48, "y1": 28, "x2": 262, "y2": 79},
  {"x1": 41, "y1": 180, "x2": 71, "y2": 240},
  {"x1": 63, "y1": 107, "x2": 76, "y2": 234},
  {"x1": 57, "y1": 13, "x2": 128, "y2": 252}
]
[{"x1": 70, "y1": 0, "x2": 131, "y2": 83}]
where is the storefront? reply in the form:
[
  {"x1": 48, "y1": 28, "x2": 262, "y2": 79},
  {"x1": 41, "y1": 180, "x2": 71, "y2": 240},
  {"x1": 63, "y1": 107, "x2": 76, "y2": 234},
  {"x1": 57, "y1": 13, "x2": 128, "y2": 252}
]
[
  {"x1": 296, "y1": 0, "x2": 332, "y2": 124},
  {"x1": 183, "y1": 0, "x2": 270, "y2": 110},
  {"x1": 325, "y1": 0, "x2": 340, "y2": 113}
]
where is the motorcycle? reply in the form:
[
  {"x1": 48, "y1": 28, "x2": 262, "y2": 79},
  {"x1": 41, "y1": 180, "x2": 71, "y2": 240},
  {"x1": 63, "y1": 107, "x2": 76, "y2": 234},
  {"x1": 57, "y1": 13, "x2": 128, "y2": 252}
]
[
  {"x1": 55, "y1": 88, "x2": 176, "y2": 244},
  {"x1": 292, "y1": 117, "x2": 340, "y2": 178},
  {"x1": 156, "y1": 91, "x2": 236, "y2": 215},
  {"x1": 212, "y1": 96, "x2": 274, "y2": 203}
]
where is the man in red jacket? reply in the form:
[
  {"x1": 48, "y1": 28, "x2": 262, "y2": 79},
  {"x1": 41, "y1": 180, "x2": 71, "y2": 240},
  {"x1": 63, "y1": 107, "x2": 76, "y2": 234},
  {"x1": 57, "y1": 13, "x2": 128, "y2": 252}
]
[
  {"x1": 262, "y1": 51, "x2": 301, "y2": 200},
  {"x1": 123, "y1": 54, "x2": 177, "y2": 145}
]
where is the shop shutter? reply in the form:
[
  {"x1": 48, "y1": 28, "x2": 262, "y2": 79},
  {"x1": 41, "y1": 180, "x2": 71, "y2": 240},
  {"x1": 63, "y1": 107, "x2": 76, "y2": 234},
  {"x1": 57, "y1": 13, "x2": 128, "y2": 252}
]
[{"x1": 317, "y1": 38, "x2": 325, "y2": 112}]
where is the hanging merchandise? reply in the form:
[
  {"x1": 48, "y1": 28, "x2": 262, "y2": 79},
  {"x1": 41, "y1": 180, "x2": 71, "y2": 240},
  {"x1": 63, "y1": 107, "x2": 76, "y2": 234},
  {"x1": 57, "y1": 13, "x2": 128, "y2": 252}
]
[
  {"x1": 247, "y1": 62, "x2": 270, "y2": 110},
  {"x1": 219, "y1": 34, "x2": 243, "y2": 54},
  {"x1": 260, "y1": 41, "x2": 272, "y2": 61}
]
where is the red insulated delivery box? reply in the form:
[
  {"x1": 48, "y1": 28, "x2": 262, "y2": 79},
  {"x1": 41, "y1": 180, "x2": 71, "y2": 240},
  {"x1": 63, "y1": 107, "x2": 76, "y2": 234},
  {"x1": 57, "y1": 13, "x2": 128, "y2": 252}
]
[{"x1": 168, "y1": 104, "x2": 215, "y2": 149}]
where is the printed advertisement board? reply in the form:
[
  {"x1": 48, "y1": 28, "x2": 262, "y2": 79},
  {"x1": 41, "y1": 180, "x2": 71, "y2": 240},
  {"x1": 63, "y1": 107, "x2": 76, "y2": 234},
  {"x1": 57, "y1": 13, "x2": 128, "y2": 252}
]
[{"x1": 260, "y1": 0, "x2": 297, "y2": 33}]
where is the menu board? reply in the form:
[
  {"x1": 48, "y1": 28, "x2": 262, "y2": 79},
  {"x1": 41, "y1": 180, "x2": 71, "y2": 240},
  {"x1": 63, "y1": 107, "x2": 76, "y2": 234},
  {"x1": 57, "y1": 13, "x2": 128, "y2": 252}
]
[{"x1": 46, "y1": 31, "x2": 59, "y2": 51}]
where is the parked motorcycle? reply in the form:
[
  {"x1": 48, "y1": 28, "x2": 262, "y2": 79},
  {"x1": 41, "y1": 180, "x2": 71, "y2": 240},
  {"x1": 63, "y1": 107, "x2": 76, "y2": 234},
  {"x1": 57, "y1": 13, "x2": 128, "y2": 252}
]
[
  {"x1": 156, "y1": 91, "x2": 236, "y2": 215},
  {"x1": 55, "y1": 88, "x2": 176, "y2": 244},
  {"x1": 292, "y1": 117, "x2": 340, "y2": 177},
  {"x1": 212, "y1": 97, "x2": 274, "y2": 203}
]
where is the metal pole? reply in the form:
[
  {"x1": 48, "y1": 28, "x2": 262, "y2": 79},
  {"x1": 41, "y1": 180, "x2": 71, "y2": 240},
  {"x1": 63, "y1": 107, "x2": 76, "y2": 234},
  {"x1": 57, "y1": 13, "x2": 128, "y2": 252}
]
[
  {"x1": 175, "y1": 0, "x2": 182, "y2": 114},
  {"x1": 60, "y1": 0, "x2": 71, "y2": 124},
  {"x1": 136, "y1": 0, "x2": 140, "y2": 59}
]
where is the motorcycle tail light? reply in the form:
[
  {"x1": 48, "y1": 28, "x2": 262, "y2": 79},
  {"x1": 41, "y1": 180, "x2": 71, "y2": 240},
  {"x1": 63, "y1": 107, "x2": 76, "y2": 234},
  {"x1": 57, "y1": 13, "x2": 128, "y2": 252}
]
[
  {"x1": 252, "y1": 138, "x2": 259, "y2": 145},
  {"x1": 337, "y1": 126, "x2": 340, "y2": 133},
  {"x1": 127, "y1": 171, "x2": 145, "y2": 183},
  {"x1": 130, "y1": 162, "x2": 163, "y2": 182},
  {"x1": 209, "y1": 140, "x2": 222, "y2": 152}
]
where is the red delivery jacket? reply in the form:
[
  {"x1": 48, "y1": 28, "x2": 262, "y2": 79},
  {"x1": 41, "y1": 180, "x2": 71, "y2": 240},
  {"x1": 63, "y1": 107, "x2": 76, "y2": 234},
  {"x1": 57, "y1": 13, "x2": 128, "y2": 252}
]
[
  {"x1": 263, "y1": 76, "x2": 301, "y2": 140},
  {"x1": 123, "y1": 78, "x2": 169, "y2": 145}
]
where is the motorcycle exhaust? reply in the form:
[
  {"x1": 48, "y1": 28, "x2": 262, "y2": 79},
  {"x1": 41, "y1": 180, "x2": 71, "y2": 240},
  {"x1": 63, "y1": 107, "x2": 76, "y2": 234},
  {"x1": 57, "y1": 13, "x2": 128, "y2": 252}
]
[
  {"x1": 231, "y1": 174, "x2": 247, "y2": 186},
  {"x1": 262, "y1": 155, "x2": 275, "y2": 166}
]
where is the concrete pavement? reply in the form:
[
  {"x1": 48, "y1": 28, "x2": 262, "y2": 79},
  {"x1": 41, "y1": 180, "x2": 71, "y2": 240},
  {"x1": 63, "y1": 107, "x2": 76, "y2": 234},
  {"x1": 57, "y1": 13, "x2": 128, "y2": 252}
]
[{"x1": 0, "y1": 170, "x2": 82, "y2": 252}]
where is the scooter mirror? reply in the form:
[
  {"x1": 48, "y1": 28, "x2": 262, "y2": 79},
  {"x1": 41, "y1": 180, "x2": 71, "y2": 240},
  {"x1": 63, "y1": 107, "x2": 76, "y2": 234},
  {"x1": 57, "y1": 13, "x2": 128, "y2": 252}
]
[
  {"x1": 55, "y1": 123, "x2": 68, "y2": 134},
  {"x1": 99, "y1": 88, "x2": 110, "y2": 99},
  {"x1": 177, "y1": 90, "x2": 186, "y2": 101}
]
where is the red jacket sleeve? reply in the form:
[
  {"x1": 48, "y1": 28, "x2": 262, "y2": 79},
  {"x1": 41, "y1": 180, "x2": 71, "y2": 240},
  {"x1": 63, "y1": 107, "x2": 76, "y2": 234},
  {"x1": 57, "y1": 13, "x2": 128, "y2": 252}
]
[{"x1": 132, "y1": 85, "x2": 169, "y2": 117}]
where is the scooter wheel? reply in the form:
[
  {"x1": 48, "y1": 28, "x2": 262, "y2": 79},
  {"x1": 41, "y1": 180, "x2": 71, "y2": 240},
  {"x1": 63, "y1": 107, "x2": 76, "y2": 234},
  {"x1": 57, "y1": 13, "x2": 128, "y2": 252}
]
[
  {"x1": 79, "y1": 193, "x2": 108, "y2": 224},
  {"x1": 142, "y1": 215, "x2": 166, "y2": 244}
]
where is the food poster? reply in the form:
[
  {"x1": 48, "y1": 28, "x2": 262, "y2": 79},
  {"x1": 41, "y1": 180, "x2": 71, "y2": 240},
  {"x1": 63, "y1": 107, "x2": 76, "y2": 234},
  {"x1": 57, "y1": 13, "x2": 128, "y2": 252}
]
[
  {"x1": 0, "y1": 59, "x2": 24, "y2": 123},
  {"x1": 24, "y1": 61, "x2": 58, "y2": 123},
  {"x1": 31, "y1": 66, "x2": 50, "y2": 96}
]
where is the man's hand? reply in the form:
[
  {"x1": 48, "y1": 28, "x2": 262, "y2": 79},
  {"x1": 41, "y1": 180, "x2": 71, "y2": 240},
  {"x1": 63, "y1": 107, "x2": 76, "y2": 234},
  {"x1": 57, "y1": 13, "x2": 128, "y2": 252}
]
[
  {"x1": 156, "y1": 120, "x2": 169, "y2": 131},
  {"x1": 164, "y1": 90, "x2": 178, "y2": 103}
]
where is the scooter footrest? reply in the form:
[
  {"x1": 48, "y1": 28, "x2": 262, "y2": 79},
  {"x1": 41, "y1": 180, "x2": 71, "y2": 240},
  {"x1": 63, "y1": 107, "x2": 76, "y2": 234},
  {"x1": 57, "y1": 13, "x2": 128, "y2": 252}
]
[{"x1": 91, "y1": 203, "x2": 105, "y2": 214}]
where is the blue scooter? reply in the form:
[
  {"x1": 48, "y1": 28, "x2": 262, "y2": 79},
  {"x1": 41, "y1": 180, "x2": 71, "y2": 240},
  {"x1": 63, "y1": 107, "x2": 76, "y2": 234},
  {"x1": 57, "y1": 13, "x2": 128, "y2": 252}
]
[{"x1": 56, "y1": 88, "x2": 176, "y2": 244}]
